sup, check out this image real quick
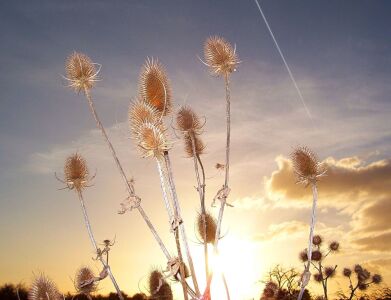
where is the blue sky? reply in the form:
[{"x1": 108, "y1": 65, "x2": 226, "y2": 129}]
[{"x1": 0, "y1": 1, "x2": 390, "y2": 298}]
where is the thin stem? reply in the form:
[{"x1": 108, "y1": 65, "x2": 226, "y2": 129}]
[
  {"x1": 221, "y1": 273, "x2": 231, "y2": 300},
  {"x1": 163, "y1": 152, "x2": 201, "y2": 296},
  {"x1": 156, "y1": 159, "x2": 189, "y2": 300},
  {"x1": 77, "y1": 191, "x2": 124, "y2": 300},
  {"x1": 190, "y1": 133, "x2": 209, "y2": 280},
  {"x1": 83, "y1": 88, "x2": 170, "y2": 262},
  {"x1": 297, "y1": 183, "x2": 318, "y2": 300}
]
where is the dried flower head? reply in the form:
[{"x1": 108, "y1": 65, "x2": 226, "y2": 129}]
[
  {"x1": 291, "y1": 146, "x2": 326, "y2": 185},
  {"x1": 358, "y1": 283, "x2": 368, "y2": 291},
  {"x1": 74, "y1": 266, "x2": 98, "y2": 295},
  {"x1": 184, "y1": 134, "x2": 205, "y2": 157},
  {"x1": 372, "y1": 274, "x2": 382, "y2": 284},
  {"x1": 64, "y1": 52, "x2": 100, "y2": 93},
  {"x1": 215, "y1": 163, "x2": 225, "y2": 170},
  {"x1": 358, "y1": 269, "x2": 371, "y2": 282},
  {"x1": 63, "y1": 153, "x2": 91, "y2": 191},
  {"x1": 176, "y1": 106, "x2": 204, "y2": 135},
  {"x1": 128, "y1": 100, "x2": 160, "y2": 136},
  {"x1": 324, "y1": 266, "x2": 336, "y2": 278},
  {"x1": 197, "y1": 212, "x2": 217, "y2": 244},
  {"x1": 263, "y1": 282, "x2": 278, "y2": 298},
  {"x1": 148, "y1": 270, "x2": 173, "y2": 300},
  {"x1": 299, "y1": 250, "x2": 308, "y2": 262},
  {"x1": 354, "y1": 264, "x2": 363, "y2": 274},
  {"x1": 314, "y1": 273, "x2": 323, "y2": 282},
  {"x1": 343, "y1": 268, "x2": 352, "y2": 277},
  {"x1": 329, "y1": 241, "x2": 340, "y2": 252},
  {"x1": 139, "y1": 58, "x2": 172, "y2": 116},
  {"x1": 312, "y1": 235, "x2": 322, "y2": 246},
  {"x1": 135, "y1": 122, "x2": 171, "y2": 159},
  {"x1": 311, "y1": 250, "x2": 323, "y2": 262},
  {"x1": 29, "y1": 274, "x2": 61, "y2": 300},
  {"x1": 203, "y1": 36, "x2": 239, "y2": 76}
]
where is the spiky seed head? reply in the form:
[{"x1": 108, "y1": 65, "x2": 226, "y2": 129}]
[
  {"x1": 324, "y1": 267, "x2": 336, "y2": 278},
  {"x1": 176, "y1": 106, "x2": 203, "y2": 135},
  {"x1": 64, "y1": 153, "x2": 89, "y2": 191},
  {"x1": 299, "y1": 250, "x2": 308, "y2": 262},
  {"x1": 204, "y1": 36, "x2": 239, "y2": 76},
  {"x1": 65, "y1": 52, "x2": 99, "y2": 93},
  {"x1": 75, "y1": 266, "x2": 98, "y2": 295},
  {"x1": 128, "y1": 100, "x2": 160, "y2": 136},
  {"x1": 139, "y1": 58, "x2": 172, "y2": 116},
  {"x1": 312, "y1": 235, "x2": 322, "y2": 246},
  {"x1": 291, "y1": 146, "x2": 325, "y2": 185},
  {"x1": 354, "y1": 264, "x2": 363, "y2": 274},
  {"x1": 343, "y1": 268, "x2": 352, "y2": 277},
  {"x1": 329, "y1": 241, "x2": 340, "y2": 252},
  {"x1": 314, "y1": 273, "x2": 323, "y2": 282},
  {"x1": 197, "y1": 212, "x2": 217, "y2": 244},
  {"x1": 29, "y1": 274, "x2": 61, "y2": 300},
  {"x1": 311, "y1": 250, "x2": 322, "y2": 262},
  {"x1": 358, "y1": 283, "x2": 368, "y2": 291},
  {"x1": 148, "y1": 270, "x2": 173, "y2": 300},
  {"x1": 135, "y1": 122, "x2": 171, "y2": 159},
  {"x1": 358, "y1": 269, "x2": 371, "y2": 282},
  {"x1": 184, "y1": 134, "x2": 205, "y2": 157},
  {"x1": 372, "y1": 274, "x2": 382, "y2": 284}
]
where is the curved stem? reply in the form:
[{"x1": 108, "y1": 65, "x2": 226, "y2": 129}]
[{"x1": 77, "y1": 191, "x2": 123, "y2": 300}]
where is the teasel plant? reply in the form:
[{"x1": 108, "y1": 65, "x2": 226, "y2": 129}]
[
  {"x1": 199, "y1": 35, "x2": 239, "y2": 299},
  {"x1": 136, "y1": 58, "x2": 201, "y2": 297},
  {"x1": 28, "y1": 273, "x2": 61, "y2": 300},
  {"x1": 299, "y1": 235, "x2": 340, "y2": 300},
  {"x1": 55, "y1": 153, "x2": 123, "y2": 299},
  {"x1": 291, "y1": 147, "x2": 327, "y2": 300},
  {"x1": 148, "y1": 269, "x2": 174, "y2": 300},
  {"x1": 73, "y1": 266, "x2": 101, "y2": 299},
  {"x1": 63, "y1": 52, "x2": 174, "y2": 277},
  {"x1": 342, "y1": 265, "x2": 382, "y2": 300}
]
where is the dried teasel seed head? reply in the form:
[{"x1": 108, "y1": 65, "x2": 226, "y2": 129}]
[
  {"x1": 311, "y1": 250, "x2": 323, "y2": 262},
  {"x1": 299, "y1": 250, "x2": 308, "y2": 262},
  {"x1": 314, "y1": 273, "x2": 323, "y2": 282},
  {"x1": 29, "y1": 274, "x2": 61, "y2": 300},
  {"x1": 343, "y1": 268, "x2": 352, "y2": 277},
  {"x1": 176, "y1": 106, "x2": 204, "y2": 135},
  {"x1": 197, "y1": 212, "x2": 217, "y2": 244},
  {"x1": 324, "y1": 266, "x2": 336, "y2": 278},
  {"x1": 203, "y1": 36, "x2": 239, "y2": 77},
  {"x1": 139, "y1": 58, "x2": 172, "y2": 116},
  {"x1": 148, "y1": 270, "x2": 173, "y2": 300},
  {"x1": 128, "y1": 100, "x2": 160, "y2": 136},
  {"x1": 184, "y1": 134, "x2": 205, "y2": 157},
  {"x1": 372, "y1": 274, "x2": 382, "y2": 284},
  {"x1": 291, "y1": 146, "x2": 326, "y2": 185},
  {"x1": 312, "y1": 235, "x2": 322, "y2": 246},
  {"x1": 74, "y1": 266, "x2": 98, "y2": 295},
  {"x1": 135, "y1": 122, "x2": 171, "y2": 159},
  {"x1": 65, "y1": 52, "x2": 99, "y2": 93},
  {"x1": 64, "y1": 153, "x2": 89, "y2": 191},
  {"x1": 329, "y1": 241, "x2": 340, "y2": 252}
]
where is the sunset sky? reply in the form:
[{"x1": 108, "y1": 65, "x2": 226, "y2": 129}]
[{"x1": 0, "y1": 1, "x2": 390, "y2": 299}]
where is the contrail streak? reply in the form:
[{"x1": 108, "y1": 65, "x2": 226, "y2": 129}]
[{"x1": 253, "y1": 0, "x2": 313, "y2": 120}]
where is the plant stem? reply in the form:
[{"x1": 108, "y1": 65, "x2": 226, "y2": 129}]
[
  {"x1": 163, "y1": 152, "x2": 201, "y2": 296},
  {"x1": 77, "y1": 191, "x2": 124, "y2": 300},
  {"x1": 83, "y1": 88, "x2": 171, "y2": 262},
  {"x1": 189, "y1": 133, "x2": 209, "y2": 280},
  {"x1": 156, "y1": 159, "x2": 189, "y2": 300},
  {"x1": 297, "y1": 183, "x2": 318, "y2": 300}
]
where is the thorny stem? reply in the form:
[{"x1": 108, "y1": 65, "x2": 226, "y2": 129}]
[
  {"x1": 83, "y1": 89, "x2": 171, "y2": 263},
  {"x1": 156, "y1": 159, "x2": 189, "y2": 300},
  {"x1": 163, "y1": 152, "x2": 201, "y2": 296},
  {"x1": 297, "y1": 183, "x2": 318, "y2": 300},
  {"x1": 77, "y1": 191, "x2": 124, "y2": 300},
  {"x1": 189, "y1": 133, "x2": 209, "y2": 280}
]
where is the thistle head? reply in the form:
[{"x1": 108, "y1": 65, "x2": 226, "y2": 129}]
[
  {"x1": 354, "y1": 264, "x2": 363, "y2": 274},
  {"x1": 135, "y1": 122, "x2": 171, "y2": 159},
  {"x1": 28, "y1": 274, "x2": 61, "y2": 300},
  {"x1": 324, "y1": 266, "x2": 336, "y2": 278},
  {"x1": 203, "y1": 36, "x2": 239, "y2": 77},
  {"x1": 139, "y1": 58, "x2": 172, "y2": 116},
  {"x1": 128, "y1": 100, "x2": 160, "y2": 136},
  {"x1": 65, "y1": 52, "x2": 99, "y2": 93},
  {"x1": 184, "y1": 134, "x2": 205, "y2": 157},
  {"x1": 74, "y1": 266, "x2": 98, "y2": 295},
  {"x1": 329, "y1": 241, "x2": 340, "y2": 252},
  {"x1": 372, "y1": 274, "x2": 382, "y2": 284},
  {"x1": 312, "y1": 235, "x2": 322, "y2": 246},
  {"x1": 314, "y1": 273, "x2": 323, "y2": 282},
  {"x1": 176, "y1": 106, "x2": 204, "y2": 135},
  {"x1": 291, "y1": 146, "x2": 326, "y2": 185},
  {"x1": 64, "y1": 153, "x2": 90, "y2": 191},
  {"x1": 197, "y1": 212, "x2": 217, "y2": 244},
  {"x1": 148, "y1": 270, "x2": 173, "y2": 300},
  {"x1": 299, "y1": 250, "x2": 308, "y2": 262},
  {"x1": 343, "y1": 268, "x2": 352, "y2": 277},
  {"x1": 311, "y1": 250, "x2": 323, "y2": 262}
]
